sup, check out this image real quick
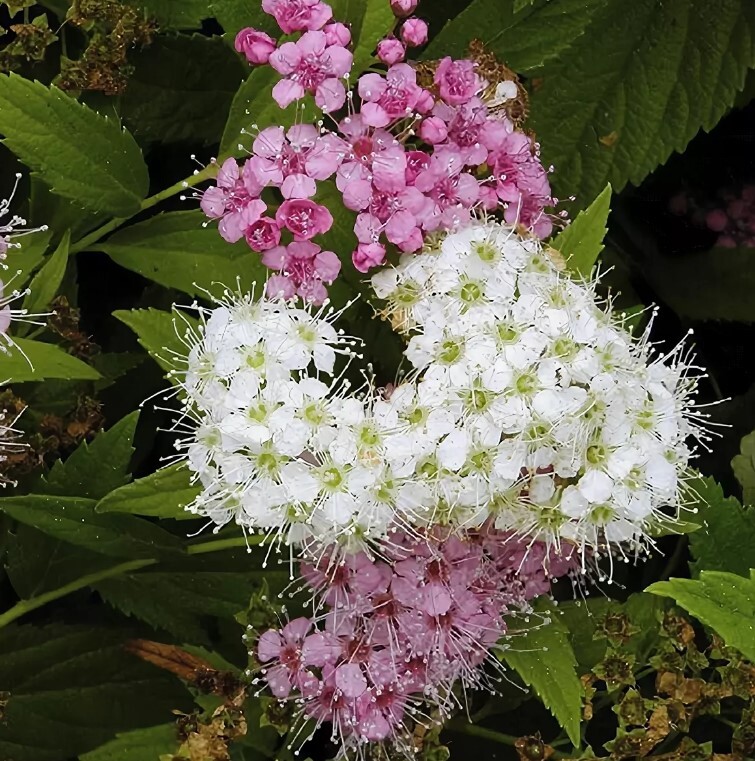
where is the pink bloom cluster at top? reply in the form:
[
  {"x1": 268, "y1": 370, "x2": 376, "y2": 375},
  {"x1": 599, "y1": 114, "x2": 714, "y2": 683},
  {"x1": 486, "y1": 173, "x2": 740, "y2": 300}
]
[
  {"x1": 205, "y1": 0, "x2": 555, "y2": 301},
  {"x1": 669, "y1": 184, "x2": 755, "y2": 249},
  {"x1": 256, "y1": 526, "x2": 575, "y2": 749}
]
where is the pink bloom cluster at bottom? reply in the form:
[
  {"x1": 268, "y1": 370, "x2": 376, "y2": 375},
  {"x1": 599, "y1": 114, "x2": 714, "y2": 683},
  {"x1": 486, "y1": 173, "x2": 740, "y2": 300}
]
[{"x1": 256, "y1": 526, "x2": 575, "y2": 749}]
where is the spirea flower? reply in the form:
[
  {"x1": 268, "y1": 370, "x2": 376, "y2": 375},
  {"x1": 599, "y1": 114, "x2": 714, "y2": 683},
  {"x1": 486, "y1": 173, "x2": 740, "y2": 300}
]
[
  {"x1": 252, "y1": 526, "x2": 576, "y2": 754},
  {"x1": 371, "y1": 220, "x2": 705, "y2": 554}
]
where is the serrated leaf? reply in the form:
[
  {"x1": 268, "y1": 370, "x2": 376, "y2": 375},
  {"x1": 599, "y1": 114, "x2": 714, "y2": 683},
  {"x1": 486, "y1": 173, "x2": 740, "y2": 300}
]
[
  {"x1": 80, "y1": 725, "x2": 178, "y2": 761},
  {"x1": 642, "y1": 246, "x2": 755, "y2": 323},
  {"x1": 96, "y1": 463, "x2": 201, "y2": 521},
  {"x1": 2, "y1": 337, "x2": 101, "y2": 382},
  {"x1": 114, "y1": 307, "x2": 198, "y2": 378},
  {"x1": 0, "y1": 494, "x2": 183, "y2": 558},
  {"x1": 220, "y1": 66, "x2": 317, "y2": 159},
  {"x1": 21, "y1": 230, "x2": 69, "y2": 321},
  {"x1": 688, "y1": 476, "x2": 755, "y2": 577},
  {"x1": 43, "y1": 411, "x2": 139, "y2": 499},
  {"x1": 733, "y1": 431, "x2": 755, "y2": 505},
  {"x1": 0, "y1": 623, "x2": 189, "y2": 761},
  {"x1": 120, "y1": 35, "x2": 247, "y2": 146},
  {"x1": 95, "y1": 210, "x2": 267, "y2": 297},
  {"x1": 648, "y1": 570, "x2": 755, "y2": 662},
  {"x1": 331, "y1": 0, "x2": 396, "y2": 75},
  {"x1": 530, "y1": 0, "x2": 755, "y2": 209},
  {"x1": 503, "y1": 599, "x2": 582, "y2": 746},
  {"x1": 553, "y1": 184, "x2": 611, "y2": 278},
  {"x1": 0, "y1": 74, "x2": 148, "y2": 216},
  {"x1": 424, "y1": 0, "x2": 606, "y2": 72}
]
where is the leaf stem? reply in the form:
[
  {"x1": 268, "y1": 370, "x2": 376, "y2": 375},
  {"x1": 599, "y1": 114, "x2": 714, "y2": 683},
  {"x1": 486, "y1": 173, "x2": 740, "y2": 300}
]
[
  {"x1": 446, "y1": 718, "x2": 569, "y2": 759},
  {"x1": 0, "y1": 531, "x2": 263, "y2": 629},
  {"x1": 69, "y1": 164, "x2": 217, "y2": 255}
]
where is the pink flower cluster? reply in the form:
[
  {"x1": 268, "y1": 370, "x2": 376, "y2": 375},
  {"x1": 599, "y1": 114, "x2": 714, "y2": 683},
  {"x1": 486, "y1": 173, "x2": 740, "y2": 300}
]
[
  {"x1": 255, "y1": 526, "x2": 575, "y2": 749},
  {"x1": 669, "y1": 184, "x2": 755, "y2": 249},
  {"x1": 205, "y1": 0, "x2": 555, "y2": 301}
]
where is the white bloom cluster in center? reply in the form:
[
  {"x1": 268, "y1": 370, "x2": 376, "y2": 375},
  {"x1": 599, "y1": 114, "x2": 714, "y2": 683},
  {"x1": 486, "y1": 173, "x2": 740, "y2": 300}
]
[{"x1": 178, "y1": 222, "x2": 701, "y2": 555}]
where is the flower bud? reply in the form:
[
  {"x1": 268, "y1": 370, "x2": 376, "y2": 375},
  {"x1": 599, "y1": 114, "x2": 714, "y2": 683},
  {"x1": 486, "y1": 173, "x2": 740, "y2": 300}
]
[
  {"x1": 234, "y1": 27, "x2": 277, "y2": 65},
  {"x1": 390, "y1": 0, "x2": 418, "y2": 17},
  {"x1": 400, "y1": 17, "x2": 428, "y2": 47},
  {"x1": 419, "y1": 116, "x2": 448, "y2": 145},
  {"x1": 377, "y1": 38, "x2": 406, "y2": 65},
  {"x1": 324, "y1": 21, "x2": 351, "y2": 47}
]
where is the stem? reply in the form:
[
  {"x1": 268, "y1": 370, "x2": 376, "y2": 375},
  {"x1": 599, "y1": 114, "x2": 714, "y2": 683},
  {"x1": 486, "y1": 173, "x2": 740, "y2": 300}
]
[
  {"x1": 0, "y1": 530, "x2": 264, "y2": 629},
  {"x1": 69, "y1": 164, "x2": 218, "y2": 256},
  {"x1": 445, "y1": 717, "x2": 569, "y2": 759}
]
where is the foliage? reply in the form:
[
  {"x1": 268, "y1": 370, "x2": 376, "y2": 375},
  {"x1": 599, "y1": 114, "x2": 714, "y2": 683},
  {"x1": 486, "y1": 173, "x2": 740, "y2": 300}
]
[{"x1": 1, "y1": 0, "x2": 755, "y2": 760}]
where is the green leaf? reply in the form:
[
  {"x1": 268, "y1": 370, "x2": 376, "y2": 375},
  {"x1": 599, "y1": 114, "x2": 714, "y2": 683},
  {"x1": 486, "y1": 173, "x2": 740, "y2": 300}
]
[
  {"x1": 94, "y1": 551, "x2": 286, "y2": 643},
  {"x1": 210, "y1": 0, "x2": 277, "y2": 38},
  {"x1": 503, "y1": 599, "x2": 582, "y2": 746},
  {"x1": 553, "y1": 184, "x2": 611, "y2": 278},
  {"x1": 220, "y1": 66, "x2": 317, "y2": 159},
  {"x1": 0, "y1": 74, "x2": 149, "y2": 216},
  {"x1": 688, "y1": 476, "x2": 755, "y2": 577},
  {"x1": 2, "y1": 338, "x2": 100, "y2": 382},
  {"x1": 424, "y1": 0, "x2": 607, "y2": 72},
  {"x1": 95, "y1": 210, "x2": 267, "y2": 297},
  {"x1": 641, "y1": 246, "x2": 755, "y2": 323},
  {"x1": 114, "y1": 307, "x2": 198, "y2": 378},
  {"x1": 21, "y1": 230, "x2": 69, "y2": 324},
  {"x1": 732, "y1": 431, "x2": 755, "y2": 505},
  {"x1": 80, "y1": 725, "x2": 178, "y2": 761},
  {"x1": 43, "y1": 411, "x2": 139, "y2": 499},
  {"x1": 0, "y1": 494, "x2": 183, "y2": 558},
  {"x1": 96, "y1": 463, "x2": 201, "y2": 521},
  {"x1": 11, "y1": 227, "x2": 53, "y2": 289},
  {"x1": 0, "y1": 623, "x2": 189, "y2": 761},
  {"x1": 120, "y1": 35, "x2": 247, "y2": 146},
  {"x1": 529, "y1": 0, "x2": 755, "y2": 209},
  {"x1": 556, "y1": 598, "x2": 611, "y2": 673},
  {"x1": 331, "y1": 0, "x2": 396, "y2": 75},
  {"x1": 130, "y1": 0, "x2": 209, "y2": 28},
  {"x1": 4, "y1": 524, "x2": 113, "y2": 600},
  {"x1": 648, "y1": 570, "x2": 755, "y2": 662}
]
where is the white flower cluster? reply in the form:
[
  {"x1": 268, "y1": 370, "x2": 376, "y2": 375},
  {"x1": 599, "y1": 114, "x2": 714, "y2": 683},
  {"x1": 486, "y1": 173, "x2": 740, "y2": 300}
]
[
  {"x1": 372, "y1": 221, "x2": 702, "y2": 550},
  {"x1": 178, "y1": 222, "x2": 701, "y2": 555}
]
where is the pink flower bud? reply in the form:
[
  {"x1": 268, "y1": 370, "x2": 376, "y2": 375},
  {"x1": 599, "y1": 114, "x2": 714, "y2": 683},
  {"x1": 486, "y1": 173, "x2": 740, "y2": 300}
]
[
  {"x1": 352, "y1": 243, "x2": 386, "y2": 273},
  {"x1": 705, "y1": 209, "x2": 728, "y2": 232},
  {"x1": 234, "y1": 28, "x2": 277, "y2": 65},
  {"x1": 400, "y1": 17, "x2": 428, "y2": 47},
  {"x1": 419, "y1": 116, "x2": 447, "y2": 145},
  {"x1": 377, "y1": 38, "x2": 406, "y2": 65},
  {"x1": 390, "y1": 0, "x2": 418, "y2": 17},
  {"x1": 324, "y1": 21, "x2": 351, "y2": 47}
]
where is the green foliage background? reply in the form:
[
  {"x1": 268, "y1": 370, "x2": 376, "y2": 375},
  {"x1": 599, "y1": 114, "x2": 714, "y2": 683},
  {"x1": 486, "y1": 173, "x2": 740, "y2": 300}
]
[{"x1": 2, "y1": 0, "x2": 755, "y2": 759}]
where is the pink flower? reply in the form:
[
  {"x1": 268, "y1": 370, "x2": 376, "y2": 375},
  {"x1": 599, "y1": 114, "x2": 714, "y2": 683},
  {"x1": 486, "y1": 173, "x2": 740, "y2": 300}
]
[
  {"x1": 434, "y1": 57, "x2": 480, "y2": 106},
  {"x1": 263, "y1": 241, "x2": 341, "y2": 303},
  {"x1": 247, "y1": 125, "x2": 320, "y2": 199},
  {"x1": 269, "y1": 30, "x2": 353, "y2": 113},
  {"x1": 262, "y1": 0, "x2": 332, "y2": 34},
  {"x1": 357, "y1": 64, "x2": 430, "y2": 128},
  {"x1": 234, "y1": 28, "x2": 277, "y2": 65},
  {"x1": 419, "y1": 115, "x2": 448, "y2": 145},
  {"x1": 245, "y1": 217, "x2": 281, "y2": 251},
  {"x1": 400, "y1": 17, "x2": 428, "y2": 47},
  {"x1": 323, "y1": 21, "x2": 351, "y2": 47},
  {"x1": 389, "y1": 0, "x2": 418, "y2": 17},
  {"x1": 415, "y1": 151, "x2": 480, "y2": 232},
  {"x1": 352, "y1": 242, "x2": 386, "y2": 273},
  {"x1": 377, "y1": 38, "x2": 406, "y2": 65},
  {"x1": 257, "y1": 617, "x2": 313, "y2": 698},
  {"x1": 706, "y1": 209, "x2": 728, "y2": 232},
  {"x1": 276, "y1": 198, "x2": 333, "y2": 239}
]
